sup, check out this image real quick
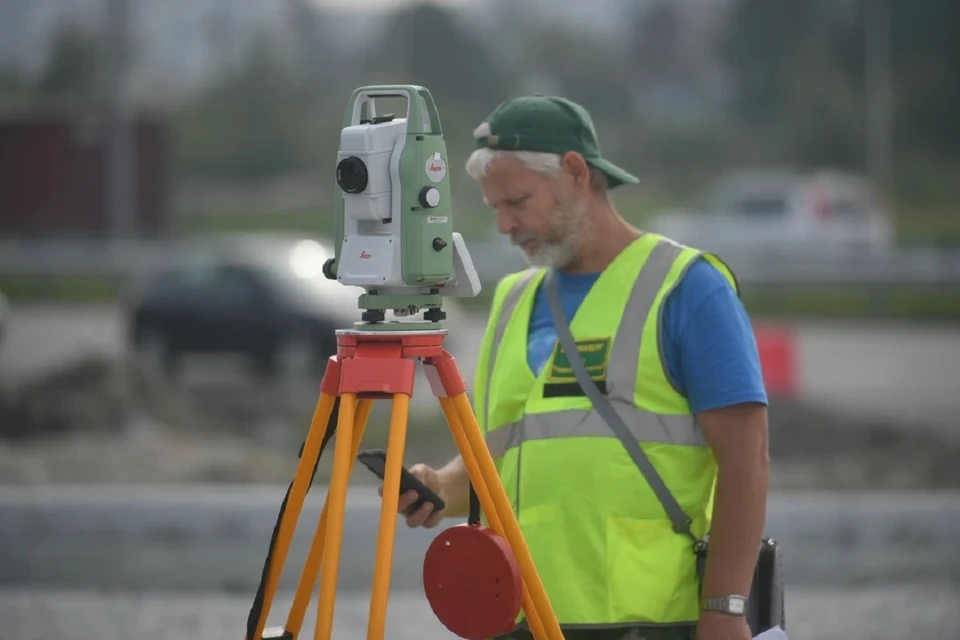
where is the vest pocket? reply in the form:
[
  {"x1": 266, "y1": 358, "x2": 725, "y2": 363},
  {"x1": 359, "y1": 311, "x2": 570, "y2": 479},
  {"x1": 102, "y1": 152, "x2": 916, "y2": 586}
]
[{"x1": 605, "y1": 515, "x2": 690, "y2": 624}]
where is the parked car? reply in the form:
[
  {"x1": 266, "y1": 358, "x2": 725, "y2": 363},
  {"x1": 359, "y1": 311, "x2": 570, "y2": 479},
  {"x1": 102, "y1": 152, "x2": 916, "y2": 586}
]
[
  {"x1": 126, "y1": 233, "x2": 470, "y2": 382},
  {"x1": 126, "y1": 234, "x2": 369, "y2": 381},
  {"x1": 646, "y1": 168, "x2": 896, "y2": 254}
]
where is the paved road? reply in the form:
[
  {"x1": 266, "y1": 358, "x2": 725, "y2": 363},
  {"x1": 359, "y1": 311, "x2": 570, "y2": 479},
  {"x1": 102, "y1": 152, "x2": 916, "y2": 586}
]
[
  {"x1": 2, "y1": 485, "x2": 959, "y2": 591},
  {"x1": 2, "y1": 583, "x2": 958, "y2": 640},
  {"x1": 1, "y1": 485, "x2": 959, "y2": 640},
  {"x1": 3, "y1": 304, "x2": 960, "y2": 430}
]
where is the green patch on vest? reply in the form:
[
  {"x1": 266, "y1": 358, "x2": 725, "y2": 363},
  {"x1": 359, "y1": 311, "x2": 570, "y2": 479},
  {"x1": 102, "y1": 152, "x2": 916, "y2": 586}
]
[{"x1": 543, "y1": 337, "x2": 611, "y2": 398}]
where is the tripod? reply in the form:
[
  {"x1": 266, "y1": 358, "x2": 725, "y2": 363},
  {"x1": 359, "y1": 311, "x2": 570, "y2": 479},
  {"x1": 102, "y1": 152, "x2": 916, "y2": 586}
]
[{"x1": 245, "y1": 327, "x2": 564, "y2": 640}]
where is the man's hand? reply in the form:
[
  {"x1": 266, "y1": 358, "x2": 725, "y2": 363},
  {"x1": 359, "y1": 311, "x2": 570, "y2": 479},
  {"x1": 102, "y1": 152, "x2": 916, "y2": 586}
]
[
  {"x1": 377, "y1": 455, "x2": 471, "y2": 527},
  {"x1": 695, "y1": 612, "x2": 752, "y2": 640},
  {"x1": 377, "y1": 463, "x2": 448, "y2": 529}
]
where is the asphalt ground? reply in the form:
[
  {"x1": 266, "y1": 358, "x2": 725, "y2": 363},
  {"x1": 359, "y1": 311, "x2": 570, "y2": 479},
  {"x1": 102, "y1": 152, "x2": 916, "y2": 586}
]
[
  {"x1": 1, "y1": 485, "x2": 959, "y2": 640},
  {"x1": 2, "y1": 583, "x2": 958, "y2": 640}
]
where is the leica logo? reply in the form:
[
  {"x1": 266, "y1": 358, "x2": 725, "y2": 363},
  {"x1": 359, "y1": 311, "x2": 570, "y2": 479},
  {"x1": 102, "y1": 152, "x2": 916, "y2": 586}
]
[{"x1": 359, "y1": 250, "x2": 372, "y2": 259}]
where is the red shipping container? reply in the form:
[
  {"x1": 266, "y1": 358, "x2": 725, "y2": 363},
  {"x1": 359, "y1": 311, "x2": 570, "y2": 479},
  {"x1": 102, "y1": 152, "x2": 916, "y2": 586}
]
[{"x1": 0, "y1": 112, "x2": 169, "y2": 239}]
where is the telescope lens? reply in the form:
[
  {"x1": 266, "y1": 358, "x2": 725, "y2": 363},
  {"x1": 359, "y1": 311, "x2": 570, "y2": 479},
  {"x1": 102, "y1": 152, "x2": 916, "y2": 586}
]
[{"x1": 337, "y1": 156, "x2": 368, "y2": 194}]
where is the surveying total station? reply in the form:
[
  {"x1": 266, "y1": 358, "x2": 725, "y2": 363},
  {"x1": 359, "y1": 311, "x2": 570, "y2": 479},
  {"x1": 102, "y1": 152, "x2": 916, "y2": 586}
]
[{"x1": 243, "y1": 85, "x2": 564, "y2": 640}]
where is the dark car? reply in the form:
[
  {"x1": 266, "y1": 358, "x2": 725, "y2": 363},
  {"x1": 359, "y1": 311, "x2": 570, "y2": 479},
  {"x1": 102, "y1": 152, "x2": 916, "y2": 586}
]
[{"x1": 126, "y1": 235, "x2": 364, "y2": 381}]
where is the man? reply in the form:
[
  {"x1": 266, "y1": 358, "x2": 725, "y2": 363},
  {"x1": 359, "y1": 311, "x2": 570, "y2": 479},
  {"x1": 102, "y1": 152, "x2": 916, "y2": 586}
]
[{"x1": 382, "y1": 95, "x2": 770, "y2": 640}]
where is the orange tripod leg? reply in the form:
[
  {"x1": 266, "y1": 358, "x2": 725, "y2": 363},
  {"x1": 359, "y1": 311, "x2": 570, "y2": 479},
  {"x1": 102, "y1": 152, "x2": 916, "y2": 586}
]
[
  {"x1": 313, "y1": 392, "x2": 360, "y2": 640},
  {"x1": 366, "y1": 391, "x2": 411, "y2": 640},
  {"x1": 251, "y1": 391, "x2": 338, "y2": 640},
  {"x1": 451, "y1": 392, "x2": 565, "y2": 640},
  {"x1": 437, "y1": 397, "x2": 548, "y2": 640},
  {"x1": 283, "y1": 398, "x2": 374, "y2": 639}
]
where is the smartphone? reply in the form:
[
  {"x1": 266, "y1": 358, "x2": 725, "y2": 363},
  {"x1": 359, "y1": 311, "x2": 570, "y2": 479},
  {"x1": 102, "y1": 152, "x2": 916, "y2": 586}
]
[{"x1": 356, "y1": 449, "x2": 446, "y2": 514}]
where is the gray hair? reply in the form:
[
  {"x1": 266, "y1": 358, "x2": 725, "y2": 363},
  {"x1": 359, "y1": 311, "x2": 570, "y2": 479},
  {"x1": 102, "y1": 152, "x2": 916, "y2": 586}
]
[{"x1": 464, "y1": 122, "x2": 607, "y2": 190}]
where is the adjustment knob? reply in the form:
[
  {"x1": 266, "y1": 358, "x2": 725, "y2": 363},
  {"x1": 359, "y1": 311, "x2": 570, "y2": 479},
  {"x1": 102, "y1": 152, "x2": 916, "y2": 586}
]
[
  {"x1": 419, "y1": 186, "x2": 441, "y2": 208},
  {"x1": 322, "y1": 258, "x2": 336, "y2": 280}
]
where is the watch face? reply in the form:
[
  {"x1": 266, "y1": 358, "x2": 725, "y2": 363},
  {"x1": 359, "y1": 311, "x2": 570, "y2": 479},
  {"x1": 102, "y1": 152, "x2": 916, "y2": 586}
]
[{"x1": 727, "y1": 597, "x2": 746, "y2": 615}]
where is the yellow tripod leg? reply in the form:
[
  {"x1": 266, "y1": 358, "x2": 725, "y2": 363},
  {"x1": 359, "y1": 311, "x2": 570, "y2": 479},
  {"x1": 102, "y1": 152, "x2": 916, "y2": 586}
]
[
  {"x1": 451, "y1": 392, "x2": 565, "y2": 640},
  {"x1": 251, "y1": 391, "x2": 338, "y2": 640},
  {"x1": 437, "y1": 397, "x2": 548, "y2": 640},
  {"x1": 313, "y1": 392, "x2": 359, "y2": 640},
  {"x1": 366, "y1": 392, "x2": 411, "y2": 640},
  {"x1": 283, "y1": 398, "x2": 374, "y2": 639}
]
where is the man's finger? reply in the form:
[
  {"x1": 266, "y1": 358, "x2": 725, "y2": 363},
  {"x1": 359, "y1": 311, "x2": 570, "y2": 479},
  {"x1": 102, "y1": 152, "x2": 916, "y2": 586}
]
[
  {"x1": 405, "y1": 502, "x2": 435, "y2": 528},
  {"x1": 423, "y1": 509, "x2": 444, "y2": 529},
  {"x1": 396, "y1": 490, "x2": 419, "y2": 514}
]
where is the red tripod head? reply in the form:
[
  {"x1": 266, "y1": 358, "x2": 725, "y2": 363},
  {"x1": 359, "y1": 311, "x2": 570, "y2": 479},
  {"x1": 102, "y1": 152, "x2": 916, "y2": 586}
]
[{"x1": 422, "y1": 523, "x2": 524, "y2": 640}]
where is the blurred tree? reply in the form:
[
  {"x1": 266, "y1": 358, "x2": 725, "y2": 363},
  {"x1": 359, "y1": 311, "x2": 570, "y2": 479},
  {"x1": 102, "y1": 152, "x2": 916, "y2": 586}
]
[
  {"x1": 629, "y1": 1, "x2": 683, "y2": 93},
  {"x1": 0, "y1": 70, "x2": 37, "y2": 110},
  {"x1": 205, "y1": 8, "x2": 243, "y2": 77},
  {"x1": 723, "y1": 0, "x2": 960, "y2": 166},
  {"x1": 720, "y1": 0, "x2": 829, "y2": 126},
  {"x1": 781, "y1": 58, "x2": 864, "y2": 168},
  {"x1": 887, "y1": 0, "x2": 960, "y2": 158},
  {"x1": 172, "y1": 31, "x2": 314, "y2": 180},
  {"x1": 628, "y1": 1, "x2": 732, "y2": 126},
  {"x1": 33, "y1": 21, "x2": 102, "y2": 110},
  {"x1": 369, "y1": 2, "x2": 511, "y2": 115},
  {"x1": 521, "y1": 19, "x2": 634, "y2": 123},
  {"x1": 284, "y1": 0, "x2": 338, "y2": 97}
]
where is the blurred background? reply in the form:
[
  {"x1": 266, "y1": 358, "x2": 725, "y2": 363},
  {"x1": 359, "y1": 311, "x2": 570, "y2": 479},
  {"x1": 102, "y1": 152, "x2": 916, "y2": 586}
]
[{"x1": 0, "y1": 0, "x2": 959, "y2": 638}]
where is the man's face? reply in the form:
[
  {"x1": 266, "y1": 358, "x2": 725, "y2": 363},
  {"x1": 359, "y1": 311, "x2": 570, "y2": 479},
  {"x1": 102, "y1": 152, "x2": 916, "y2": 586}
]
[{"x1": 478, "y1": 154, "x2": 589, "y2": 269}]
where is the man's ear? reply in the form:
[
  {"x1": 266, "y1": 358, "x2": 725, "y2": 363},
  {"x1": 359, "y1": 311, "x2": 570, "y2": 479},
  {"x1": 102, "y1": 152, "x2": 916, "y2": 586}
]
[{"x1": 560, "y1": 151, "x2": 591, "y2": 193}]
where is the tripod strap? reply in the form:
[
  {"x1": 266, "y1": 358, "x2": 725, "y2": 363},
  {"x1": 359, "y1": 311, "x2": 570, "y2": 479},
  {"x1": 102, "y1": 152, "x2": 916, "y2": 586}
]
[
  {"x1": 468, "y1": 481, "x2": 481, "y2": 526},
  {"x1": 244, "y1": 397, "x2": 340, "y2": 640},
  {"x1": 543, "y1": 270, "x2": 699, "y2": 545}
]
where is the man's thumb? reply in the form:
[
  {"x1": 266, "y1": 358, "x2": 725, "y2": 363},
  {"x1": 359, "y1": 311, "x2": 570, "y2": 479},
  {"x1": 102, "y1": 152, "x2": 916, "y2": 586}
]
[{"x1": 407, "y1": 463, "x2": 433, "y2": 484}]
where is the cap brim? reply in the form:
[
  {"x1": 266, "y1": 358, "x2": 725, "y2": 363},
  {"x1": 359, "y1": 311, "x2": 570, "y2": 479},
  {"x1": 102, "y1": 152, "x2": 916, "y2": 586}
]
[{"x1": 588, "y1": 157, "x2": 639, "y2": 189}]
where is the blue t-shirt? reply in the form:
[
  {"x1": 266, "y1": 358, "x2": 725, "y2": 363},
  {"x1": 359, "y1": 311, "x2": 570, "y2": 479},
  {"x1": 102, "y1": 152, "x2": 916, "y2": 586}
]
[{"x1": 526, "y1": 257, "x2": 768, "y2": 413}]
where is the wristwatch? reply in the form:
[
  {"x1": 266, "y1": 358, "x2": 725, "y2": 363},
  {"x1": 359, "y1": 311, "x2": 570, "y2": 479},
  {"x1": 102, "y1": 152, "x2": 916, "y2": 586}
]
[{"x1": 701, "y1": 595, "x2": 748, "y2": 616}]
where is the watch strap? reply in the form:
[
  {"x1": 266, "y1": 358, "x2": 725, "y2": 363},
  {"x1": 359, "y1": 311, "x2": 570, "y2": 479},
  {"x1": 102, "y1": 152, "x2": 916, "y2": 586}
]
[{"x1": 701, "y1": 595, "x2": 748, "y2": 616}]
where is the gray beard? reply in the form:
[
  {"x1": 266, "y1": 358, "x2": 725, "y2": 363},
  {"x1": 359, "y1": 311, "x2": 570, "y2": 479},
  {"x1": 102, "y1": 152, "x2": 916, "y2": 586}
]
[
  {"x1": 516, "y1": 193, "x2": 589, "y2": 270},
  {"x1": 520, "y1": 237, "x2": 577, "y2": 269}
]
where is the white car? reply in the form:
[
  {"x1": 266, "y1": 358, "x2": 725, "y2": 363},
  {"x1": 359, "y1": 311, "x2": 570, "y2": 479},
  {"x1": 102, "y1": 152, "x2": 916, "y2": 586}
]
[{"x1": 646, "y1": 168, "x2": 896, "y2": 255}]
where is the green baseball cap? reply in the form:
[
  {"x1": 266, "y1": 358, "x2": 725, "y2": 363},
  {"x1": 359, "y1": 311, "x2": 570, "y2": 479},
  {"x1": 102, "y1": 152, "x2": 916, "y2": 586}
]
[{"x1": 474, "y1": 94, "x2": 639, "y2": 189}]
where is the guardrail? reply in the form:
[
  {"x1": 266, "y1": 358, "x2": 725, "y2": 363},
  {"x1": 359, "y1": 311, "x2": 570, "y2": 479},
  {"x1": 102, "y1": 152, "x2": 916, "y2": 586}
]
[
  {"x1": 2, "y1": 238, "x2": 960, "y2": 287},
  {"x1": 718, "y1": 246, "x2": 960, "y2": 286}
]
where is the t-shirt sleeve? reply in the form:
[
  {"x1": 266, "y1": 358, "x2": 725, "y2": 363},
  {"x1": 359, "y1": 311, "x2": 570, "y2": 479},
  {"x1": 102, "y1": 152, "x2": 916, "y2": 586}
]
[{"x1": 661, "y1": 258, "x2": 769, "y2": 414}]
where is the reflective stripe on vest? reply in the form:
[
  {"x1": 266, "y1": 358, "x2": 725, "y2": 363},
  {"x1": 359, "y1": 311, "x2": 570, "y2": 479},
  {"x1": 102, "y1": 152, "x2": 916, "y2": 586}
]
[
  {"x1": 481, "y1": 267, "x2": 538, "y2": 437},
  {"x1": 483, "y1": 236, "x2": 705, "y2": 458}
]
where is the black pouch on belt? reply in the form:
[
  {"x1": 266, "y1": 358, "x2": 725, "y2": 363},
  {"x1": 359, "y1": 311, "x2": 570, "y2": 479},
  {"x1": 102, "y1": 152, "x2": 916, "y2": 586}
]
[{"x1": 695, "y1": 537, "x2": 786, "y2": 635}]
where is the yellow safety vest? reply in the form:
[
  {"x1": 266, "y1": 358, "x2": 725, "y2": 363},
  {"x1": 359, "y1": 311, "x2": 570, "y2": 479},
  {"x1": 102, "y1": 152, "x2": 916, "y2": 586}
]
[{"x1": 472, "y1": 231, "x2": 739, "y2": 629}]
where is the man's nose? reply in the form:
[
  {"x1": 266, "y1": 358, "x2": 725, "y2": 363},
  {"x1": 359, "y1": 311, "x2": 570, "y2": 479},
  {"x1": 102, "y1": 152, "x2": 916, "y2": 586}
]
[{"x1": 495, "y1": 208, "x2": 518, "y2": 235}]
